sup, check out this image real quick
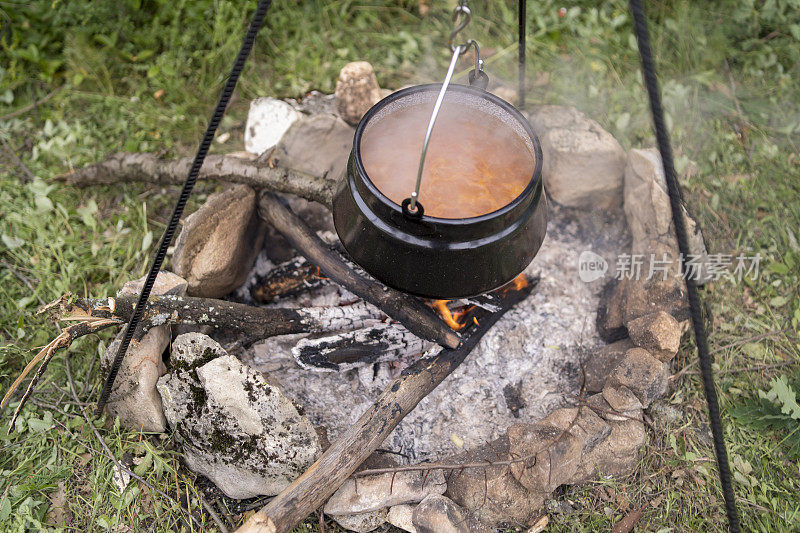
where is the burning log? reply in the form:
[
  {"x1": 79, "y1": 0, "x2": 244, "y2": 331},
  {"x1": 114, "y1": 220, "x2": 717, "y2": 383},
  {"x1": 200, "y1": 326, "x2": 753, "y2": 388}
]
[
  {"x1": 236, "y1": 274, "x2": 536, "y2": 533},
  {"x1": 57, "y1": 152, "x2": 337, "y2": 207},
  {"x1": 64, "y1": 295, "x2": 383, "y2": 341},
  {"x1": 258, "y1": 191, "x2": 462, "y2": 350},
  {"x1": 292, "y1": 323, "x2": 429, "y2": 371},
  {"x1": 251, "y1": 256, "x2": 328, "y2": 303}
]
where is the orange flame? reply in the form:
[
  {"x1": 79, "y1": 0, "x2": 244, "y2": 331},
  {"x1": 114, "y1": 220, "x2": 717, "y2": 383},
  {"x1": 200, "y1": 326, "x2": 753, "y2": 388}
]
[
  {"x1": 512, "y1": 273, "x2": 529, "y2": 290},
  {"x1": 432, "y1": 300, "x2": 467, "y2": 331},
  {"x1": 500, "y1": 273, "x2": 530, "y2": 294}
]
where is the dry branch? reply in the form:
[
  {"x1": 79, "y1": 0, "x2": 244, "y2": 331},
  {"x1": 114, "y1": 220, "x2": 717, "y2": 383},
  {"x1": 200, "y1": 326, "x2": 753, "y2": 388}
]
[
  {"x1": 57, "y1": 152, "x2": 337, "y2": 207},
  {"x1": 236, "y1": 275, "x2": 536, "y2": 533},
  {"x1": 66, "y1": 295, "x2": 383, "y2": 341},
  {"x1": 1, "y1": 318, "x2": 120, "y2": 431},
  {"x1": 258, "y1": 191, "x2": 462, "y2": 350}
]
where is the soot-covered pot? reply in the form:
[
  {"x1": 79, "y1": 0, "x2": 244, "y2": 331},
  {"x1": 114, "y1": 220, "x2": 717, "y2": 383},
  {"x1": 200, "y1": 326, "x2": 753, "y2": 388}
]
[{"x1": 332, "y1": 83, "x2": 546, "y2": 299}]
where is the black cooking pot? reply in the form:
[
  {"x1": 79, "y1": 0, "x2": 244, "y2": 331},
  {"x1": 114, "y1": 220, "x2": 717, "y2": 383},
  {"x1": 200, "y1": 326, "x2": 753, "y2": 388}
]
[{"x1": 332, "y1": 83, "x2": 546, "y2": 299}]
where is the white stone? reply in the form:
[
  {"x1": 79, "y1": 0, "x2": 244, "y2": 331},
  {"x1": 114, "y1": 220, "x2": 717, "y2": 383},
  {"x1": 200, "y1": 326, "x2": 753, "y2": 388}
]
[
  {"x1": 103, "y1": 328, "x2": 169, "y2": 432},
  {"x1": 244, "y1": 97, "x2": 302, "y2": 155},
  {"x1": 157, "y1": 335, "x2": 321, "y2": 499},
  {"x1": 329, "y1": 509, "x2": 388, "y2": 533},
  {"x1": 324, "y1": 470, "x2": 446, "y2": 515},
  {"x1": 388, "y1": 504, "x2": 417, "y2": 533}
]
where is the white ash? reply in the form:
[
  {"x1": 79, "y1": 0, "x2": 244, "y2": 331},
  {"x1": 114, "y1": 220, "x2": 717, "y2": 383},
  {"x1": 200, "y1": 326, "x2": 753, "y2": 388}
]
[{"x1": 240, "y1": 203, "x2": 629, "y2": 461}]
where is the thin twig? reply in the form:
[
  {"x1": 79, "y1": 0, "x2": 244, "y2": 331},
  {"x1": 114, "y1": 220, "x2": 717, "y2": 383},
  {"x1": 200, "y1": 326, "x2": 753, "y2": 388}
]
[
  {"x1": 710, "y1": 327, "x2": 792, "y2": 354},
  {"x1": 0, "y1": 259, "x2": 39, "y2": 297},
  {"x1": 355, "y1": 407, "x2": 582, "y2": 479},
  {"x1": 0, "y1": 87, "x2": 60, "y2": 121},
  {"x1": 64, "y1": 354, "x2": 204, "y2": 531},
  {"x1": 3, "y1": 319, "x2": 121, "y2": 431},
  {"x1": 0, "y1": 137, "x2": 35, "y2": 182},
  {"x1": 201, "y1": 495, "x2": 229, "y2": 533}
]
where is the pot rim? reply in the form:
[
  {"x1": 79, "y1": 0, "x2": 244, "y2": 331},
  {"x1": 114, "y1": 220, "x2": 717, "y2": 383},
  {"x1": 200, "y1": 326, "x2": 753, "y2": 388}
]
[{"x1": 352, "y1": 83, "x2": 543, "y2": 226}]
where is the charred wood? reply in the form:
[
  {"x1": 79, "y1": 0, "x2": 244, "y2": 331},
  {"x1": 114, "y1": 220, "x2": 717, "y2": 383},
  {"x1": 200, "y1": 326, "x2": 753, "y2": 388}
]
[
  {"x1": 64, "y1": 295, "x2": 382, "y2": 342},
  {"x1": 292, "y1": 323, "x2": 428, "y2": 371},
  {"x1": 251, "y1": 256, "x2": 328, "y2": 303},
  {"x1": 236, "y1": 275, "x2": 536, "y2": 533},
  {"x1": 257, "y1": 191, "x2": 462, "y2": 350}
]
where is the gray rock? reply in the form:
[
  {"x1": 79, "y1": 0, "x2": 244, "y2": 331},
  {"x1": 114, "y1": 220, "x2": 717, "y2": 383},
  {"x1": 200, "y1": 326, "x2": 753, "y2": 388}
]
[
  {"x1": 412, "y1": 494, "x2": 490, "y2": 533},
  {"x1": 103, "y1": 271, "x2": 187, "y2": 432},
  {"x1": 168, "y1": 331, "x2": 227, "y2": 369},
  {"x1": 445, "y1": 436, "x2": 544, "y2": 527},
  {"x1": 603, "y1": 348, "x2": 669, "y2": 411},
  {"x1": 624, "y1": 148, "x2": 708, "y2": 266},
  {"x1": 582, "y1": 339, "x2": 634, "y2": 392},
  {"x1": 527, "y1": 105, "x2": 625, "y2": 208},
  {"x1": 273, "y1": 114, "x2": 354, "y2": 181},
  {"x1": 103, "y1": 327, "x2": 169, "y2": 433},
  {"x1": 586, "y1": 393, "x2": 643, "y2": 423},
  {"x1": 324, "y1": 469, "x2": 446, "y2": 515},
  {"x1": 335, "y1": 61, "x2": 382, "y2": 126},
  {"x1": 157, "y1": 334, "x2": 321, "y2": 499},
  {"x1": 119, "y1": 270, "x2": 188, "y2": 297},
  {"x1": 173, "y1": 185, "x2": 266, "y2": 298},
  {"x1": 329, "y1": 509, "x2": 388, "y2": 533},
  {"x1": 571, "y1": 418, "x2": 646, "y2": 483},
  {"x1": 626, "y1": 310, "x2": 682, "y2": 362},
  {"x1": 388, "y1": 504, "x2": 417, "y2": 533},
  {"x1": 244, "y1": 97, "x2": 302, "y2": 155},
  {"x1": 538, "y1": 406, "x2": 612, "y2": 455},
  {"x1": 287, "y1": 90, "x2": 338, "y2": 116},
  {"x1": 507, "y1": 423, "x2": 582, "y2": 493},
  {"x1": 617, "y1": 242, "x2": 690, "y2": 325}
]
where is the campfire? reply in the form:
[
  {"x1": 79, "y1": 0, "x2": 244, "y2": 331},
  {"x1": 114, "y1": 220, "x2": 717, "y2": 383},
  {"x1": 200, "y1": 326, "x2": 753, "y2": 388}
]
[{"x1": 3, "y1": 45, "x2": 704, "y2": 533}]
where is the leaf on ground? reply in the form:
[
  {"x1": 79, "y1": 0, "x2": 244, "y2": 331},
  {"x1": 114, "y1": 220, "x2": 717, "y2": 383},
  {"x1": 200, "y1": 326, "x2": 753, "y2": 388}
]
[
  {"x1": 760, "y1": 375, "x2": 800, "y2": 419},
  {"x1": 46, "y1": 481, "x2": 68, "y2": 527},
  {"x1": 612, "y1": 505, "x2": 644, "y2": 533}
]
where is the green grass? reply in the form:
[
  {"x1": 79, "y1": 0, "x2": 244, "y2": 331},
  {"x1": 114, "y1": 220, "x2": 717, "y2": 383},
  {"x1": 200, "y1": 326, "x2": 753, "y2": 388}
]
[{"x1": 1, "y1": 0, "x2": 799, "y2": 530}]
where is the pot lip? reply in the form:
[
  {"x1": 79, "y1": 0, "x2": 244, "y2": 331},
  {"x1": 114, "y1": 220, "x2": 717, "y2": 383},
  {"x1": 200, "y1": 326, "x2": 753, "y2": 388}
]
[{"x1": 352, "y1": 83, "x2": 544, "y2": 226}]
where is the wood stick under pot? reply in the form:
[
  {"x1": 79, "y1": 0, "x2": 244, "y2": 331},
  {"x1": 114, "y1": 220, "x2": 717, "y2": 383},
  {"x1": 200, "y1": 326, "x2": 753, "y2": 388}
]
[{"x1": 257, "y1": 191, "x2": 461, "y2": 350}]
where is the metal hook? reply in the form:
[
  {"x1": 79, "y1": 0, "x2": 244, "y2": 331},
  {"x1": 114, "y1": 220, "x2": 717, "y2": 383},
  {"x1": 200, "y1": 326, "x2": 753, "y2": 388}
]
[
  {"x1": 449, "y1": 1, "x2": 472, "y2": 53},
  {"x1": 463, "y1": 39, "x2": 482, "y2": 75}
]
